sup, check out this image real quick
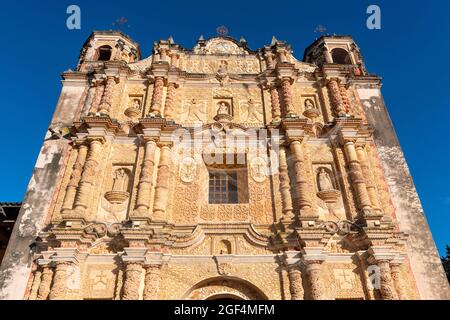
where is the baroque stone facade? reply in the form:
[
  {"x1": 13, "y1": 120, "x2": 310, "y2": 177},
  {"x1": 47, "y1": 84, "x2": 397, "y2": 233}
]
[{"x1": 0, "y1": 31, "x2": 449, "y2": 300}]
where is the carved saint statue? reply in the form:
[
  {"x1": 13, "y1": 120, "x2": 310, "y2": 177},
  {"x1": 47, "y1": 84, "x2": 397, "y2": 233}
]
[
  {"x1": 217, "y1": 102, "x2": 230, "y2": 115},
  {"x1": 304, "y1": 99, "x2": 315, "y2": 110},
  {"x1": 132, "y1": 99, "x2": 141, "y2": 110},
  {"x1": 318, "y1": 168, "x2": 334, "y2": 191},
  {"x1": 112, "y1": 168, "x2": 129, "y2": 192}
]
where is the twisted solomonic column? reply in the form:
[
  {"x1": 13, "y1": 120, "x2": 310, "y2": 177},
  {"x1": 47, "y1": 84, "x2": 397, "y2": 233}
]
[
  {"x1": 98, "y1": 75, "x2": 118, "y2": 114},
  {"x1": 89, "y1": 79, "x2": 105, "y2": 113},
  {"x1": 163, "y1": 82, "x2": 177, "y2": 120},
  {"x1": 149, "y1": 77, "x2": 165, "y2": 116},
  {"x1": 143, "y1": 265, "x2": 162, "y2": 300},
  {"x1": 122, "y1": 262, "x2": 144, "y2": 300},
  {"x1": 280, "y1": 77, "x2": 296, "y2": 117},
  {"x1": 269, "y1": 85, "x2": 281, "y2": 122},
  {"x1": 152, "y1": 143, "x2": 173, "y2": 221},
  {"x1": 36, "y1": 264, "x2": 53, "y2": 300},
  {"x1": 327, "y1": 78, "x2": 347, "y2": 117},
  {"x1": 287, "y1": 265, "x2": 304, "y2": 300}
]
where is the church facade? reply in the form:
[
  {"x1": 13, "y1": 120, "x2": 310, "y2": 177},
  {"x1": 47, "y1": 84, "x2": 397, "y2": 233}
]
[{"x1": 0, "y1": 31, "x2": 449, "y2": 300}]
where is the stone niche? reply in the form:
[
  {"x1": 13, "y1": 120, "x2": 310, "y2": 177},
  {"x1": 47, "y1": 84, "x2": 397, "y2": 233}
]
[{"x1": 124, "y1": 95, "x2": 144, "y2": 118}]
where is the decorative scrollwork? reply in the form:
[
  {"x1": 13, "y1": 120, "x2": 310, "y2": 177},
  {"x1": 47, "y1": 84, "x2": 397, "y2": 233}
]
[{"x1": 322, "y1": 220, "x2": 362, "y2": 236}]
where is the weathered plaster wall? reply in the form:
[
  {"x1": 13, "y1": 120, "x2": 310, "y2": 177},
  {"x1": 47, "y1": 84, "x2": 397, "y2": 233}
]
[
  {"x1": 0, "y1": 81, "x2": 87, "y2": 300},
  {"x1": 356, "y1": 87, "x2": 450, "y2": 300}
]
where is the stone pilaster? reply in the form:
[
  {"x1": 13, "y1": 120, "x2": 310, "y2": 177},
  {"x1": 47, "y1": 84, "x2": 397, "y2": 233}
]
[
  {"x1": 36, "y1": 264, "x2": 53, "y2": 300},
  {"x1": 48, "y1": 262, "x2": 72, "y2": 300},
  {"x1": 269, "y1": 85, "x2": 281, "y2": 122},
  {"x1": 98, "y1": 75, "x2": 118, "y2": 114},
  {"x1": 377, "y1": 259, "x2": 397, "y2": 300},
  {"x1": 327, "y1": 78, "x2": 346, "y2": 117},
  {"x1": 264, "y1": 51, "x2": 275, "y2": 69},
  {"x1": 342, "y1": 139, "x2": 372, "y2": 213},
  {"x1": 71, "y1": 137, "x2": 105, "y2": 223},
  {"x1": 280, "y1": 77, "x2": 296, "y2": 117},
  {"x1": 368, "y1": 248, "x2": 397, "y2": 300},
  {"x1": 278, "y1": 146, "x2": 294, "y2": 220},
  {"x1": 61, "y1": 143, "x2": 88, "y2": 216},
  {"x1": 133, "y1": 139, "x2": 158, "y2": 218},
  {"x1": 390, "y1": 261, "x2": 408, "y2": 300},
  {"x1": 122, "y1": 262, "x2": 144, "y2": 300},
  {"x1": 150, "y1": 76, "x2": 165, "y2": 116},
  {"x1": 152, "y1": 143, "x2": 172, "y2": 221},
  {"x1": 143, "y1": 265, "x2": 161, "y2": 300},
  {"x1": 28, "y1": 266, "x2": 42, "y2": 300},
  {"x1": 164, "y1": 82, "x2": 177, "y2": 120},
  {"x1": 289, "y1": 139, "x2": 314, "y2": 217},
  {"x1": 170, "y1": 52, "x2": 180, "y2": 67},
  {"x1": 355, "y1": 144, "x2": 382, "y2": 212}
]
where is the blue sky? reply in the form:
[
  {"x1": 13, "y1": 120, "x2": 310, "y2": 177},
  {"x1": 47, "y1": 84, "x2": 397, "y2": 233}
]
[{"x1": 0, "y1": 1, "x2": 448, "y2": 255}]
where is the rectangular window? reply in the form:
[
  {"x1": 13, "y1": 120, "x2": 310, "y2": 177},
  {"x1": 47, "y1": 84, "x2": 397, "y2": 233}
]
[{"x1": 209, "y1": 171, "x2": 238, "y2": 204}]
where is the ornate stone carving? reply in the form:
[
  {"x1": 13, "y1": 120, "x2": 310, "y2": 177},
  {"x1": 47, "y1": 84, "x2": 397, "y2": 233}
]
[
  {"x1": 61, "y1": 143, "x2": 88, "y2": 217},
  {"x1": 179, "y1": 156, "x2": 197, "y2": 183},
  {"x1": 153, "y1": 144, "x2": 172, "y2": 221},
  {"x1": 104, "y1": 168, "x2": 131, "y2": 204},
  {"x1": 327, "y1": 78, "x2": 346, "y2": 117},
  {"x1": 378, "y1": 260, "x2": 397, "y2": 300},
  {"x1": 122, "y1": 262, "x2": 143, "y2": 300},
  {"x1": 278, "y1": 146, "x2": 294, "y2": 220},
  {"x1": 269, "y1": 86, "x2": 281, "y2": 121},
  {"x1": 133, "y1": 139, "x2": 157, "y2": 217},
  {"x1": 71, "y1": 137, "x2": 104, "y2": 221},
  {"x1": 150, "y1": 76, "x2": 164, "y2": 116},
  {"x1": 124, "y1": 97, "x2": 142, "y2": 118},
  {"x1": 49, "y1": 262, "x2": 72, "y2": 300},
  {"x1": 164, "y1": 82, "x2": 177, "y2": 119},
  {"x1": 143, "y1": 265, "x2": 161, "y2": 300},
  {"x1": 306, "y1": 261, "x2": 326, "y2": 300},
  {"x1": 287, "y1": 266, "x2": 304, "y2": 300},
  {"x1": 280, "y1": 78, "x2": 296, "y2": 117},
  {"x1": 36, "y1": 265, "x2": 53, "y2": 300},
  {"x1": 249, "y1": 156, "x2": 267, "y2": 183},
  {"x1": 98, "y1": 75, "x2": 117, "y2": 114},
  {"x1": 28, "y1": 267, "x2": 42, "y2": 300},
  {"x1": 240, "y1": 99, "x2": 263, "y2": 123},
  {"x1": 290, "y1": 140, "x2": 313, "y2": 216},
  {"x1": 391, "y1": 263, "x2": 408, "y2": 300}
]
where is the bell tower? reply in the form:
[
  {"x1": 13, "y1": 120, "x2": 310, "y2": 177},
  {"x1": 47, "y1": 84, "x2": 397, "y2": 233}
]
[
  {"x1": 77, "y1": 30, "x2": 141, "y2": 71},
  {"x1": 304, "y1": 35, "x2": 367, "y2": 76}
]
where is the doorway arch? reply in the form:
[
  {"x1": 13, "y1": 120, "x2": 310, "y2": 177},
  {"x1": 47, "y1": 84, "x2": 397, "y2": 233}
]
[{"x1": 182, "y1": 276, "x2": 268, "y2": 300}]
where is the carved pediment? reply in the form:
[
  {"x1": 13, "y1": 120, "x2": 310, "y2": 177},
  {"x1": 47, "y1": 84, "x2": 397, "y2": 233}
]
[{"x1": 193, "y1": 37, "x2": 249, "y2": 55}]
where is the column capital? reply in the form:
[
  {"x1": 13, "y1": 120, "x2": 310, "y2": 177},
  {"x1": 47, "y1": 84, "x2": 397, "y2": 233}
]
[
  {"x1": 367, "y1": 246, "x2": 397, "y2": 264},
  {"x1": 86, "y1": 135, "x2": 106, "y2": 144},
  {"x1": 282, "y1": 251, "x2": 302, "y2": 267}
]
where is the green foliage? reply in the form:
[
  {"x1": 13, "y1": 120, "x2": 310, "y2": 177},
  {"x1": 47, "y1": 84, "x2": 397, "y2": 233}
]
[{"x1": 441, "y1": 245, "x2": 450, "y2": 284}]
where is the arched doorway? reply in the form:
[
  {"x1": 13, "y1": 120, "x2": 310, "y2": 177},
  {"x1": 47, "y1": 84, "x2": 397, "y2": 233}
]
[{"x1": 182, "y1": 276, "x2": 268, "y2": 300}]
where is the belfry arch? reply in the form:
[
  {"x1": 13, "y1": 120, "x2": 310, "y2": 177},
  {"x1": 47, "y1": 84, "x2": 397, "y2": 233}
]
[{"x1": 182, "y1": 276, "x2": 268, "y2": 300}]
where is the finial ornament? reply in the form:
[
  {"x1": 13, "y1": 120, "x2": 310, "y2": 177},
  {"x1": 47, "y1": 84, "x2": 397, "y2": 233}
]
[{"x1": 216, "y1": 25, "x2": 229, "y2": 36}]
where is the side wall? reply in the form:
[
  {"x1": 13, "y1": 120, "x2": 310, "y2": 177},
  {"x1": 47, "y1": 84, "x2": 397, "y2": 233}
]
[
  {"x1": 356, "y1": 85, "x2": 450, "y2": 300},
  {"x1": 0, "y1": 77, "x2": 87, "y2": 300}
]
